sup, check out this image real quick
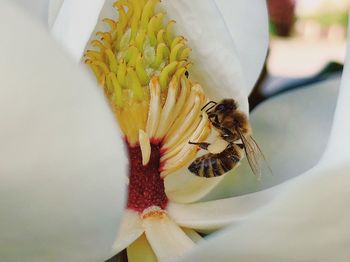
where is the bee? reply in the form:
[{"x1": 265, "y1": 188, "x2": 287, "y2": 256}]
[{"x1": 188, "y1": 99, "x2": 267, "y2": 178}]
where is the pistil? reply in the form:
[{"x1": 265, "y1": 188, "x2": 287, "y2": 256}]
[{"x1": 127, "y1": 142, "x2": 168, "y2": 213}]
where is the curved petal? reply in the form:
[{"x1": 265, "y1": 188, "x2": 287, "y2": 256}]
[
  {"x1": 0, "y1": 2, "x2": 126, "y2": 261},
  {"x1": 12, "y1": 0, "x2": 49, "y2": 25},
  {"x1": 178, "y1": 163, "x2": 350, "y2": 262},
  {"x1": 51, "y1": 0, "x2": 106, "y2": 61},
  {"x1": 161, "y1": 0, "x2": 248, "y2": 114},
  {"x1": 143, "y1": 214, "x2": 195, "y2": 262},
  {"x1": 167, "y1": 186, "x2": 280, "y2": 233},
  {"x1": 48, "y1": 0, "x2": 64, "y2": 28},
  {"x1": 164, "y1": 170, "x2": 225, "y2": 204},
  {"x1": 182, "y1": 228, "x2": 203, "y2": 243},
  {"x1": 322, "y1": 25, "x2": 350, "y2": 167},
  {"x1": 204, "y1": 77, "x2": 340, "y2": 200},
  {"x1": 214, "y1": 0, "x2": 269, "y2": 93},
  {"x1": 112, "y1": 209, "x2": 145, "y2": 255},
  {"x1": 178, "y1": 22, "x2": 350, "y2": 262},
  {"x1": 127, "y1": 234, "x2": 157, "y2": 262}
]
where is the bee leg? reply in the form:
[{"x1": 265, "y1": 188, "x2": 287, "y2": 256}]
[
  {"x1": 188, "y1": 141, "x2": 210, "y2": 150},
  {"x1": 221, "y1": 127, "x2": 234, "y2": 140},
  {"x1": 211, "y1": 121, "x2": 221, "y2": 129}
]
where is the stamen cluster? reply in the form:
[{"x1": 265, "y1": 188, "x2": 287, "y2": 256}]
[
  {"x1": 85, "y1": 0, "x2": 211, "y2": 215},
  {"x1": 85, "y1": 0, "x2": 192, "y2": 145}
]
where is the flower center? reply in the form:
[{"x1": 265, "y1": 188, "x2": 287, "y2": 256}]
[
  {"x1": 127, "y1": 142, "x2": 168, "y2": 212},
  {"x1": 85, "y1": 0, "x2": 211, "y2": 214}
]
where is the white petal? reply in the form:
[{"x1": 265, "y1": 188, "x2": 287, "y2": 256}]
[
  {"x1": 214, "y1": 0, "x2": 269, "y2": 94},
  {"x1": 178, "y1": 163, "x2": 350, "y2": 262},
  {"x1": 322, "y1": 24, "x2": 350, "y2": 167},
  {"x1": 0, "y1": 2, "x2": 126, "y2": 261},
  {"x1": 161, "y1": 0, "x2": 249, "y2": 114},
  {"x1": 164, "y1": 171, "x2": 225, "y2": 204},
  {"x1": 48, "y1": 0, "x2": 64, "y2": 28},
  {"x1": 182, "y1": 228, "x2": 203, "y2": 243},
  {"x1": 112, "y1": 210, "x2": 145, "y2": 255},
  {"x1": 143, "y1": 214, "x2": 195, "y2": 262},
  {"x1": 127, "y1": 234, "x2": 157, "y2": 262},
  {"x1": 205, "y1": 77, "x2": 340, "y2": 200},
  {"x1": 167, "y1": 186, "x2": 279, "y2": 233},
  {"x1": 13, "y1": 0, "x2": 49, "y2": 25},
  {"x1": 51, "y1": 0, "x2": 106, "y2": 61},
  {"x1": 178, "y1": 21, "x2": 350, "y2": 262}
]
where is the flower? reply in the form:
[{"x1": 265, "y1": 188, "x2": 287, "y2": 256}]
[
  {"x1": 3, "y1": 0, "x2": 350, "y2": 262},
  {"x1": 80, "y1": 1, "x2": 267, "y2": 260}
]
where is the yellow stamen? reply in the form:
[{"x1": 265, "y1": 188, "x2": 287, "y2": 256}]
[
  {"x1": 85, "y1": 50, "x2": 103, "y2": 61},
  {"x1": 108, "y1": 72, "x2": 124, "y2": 107},
  {"x1": 170, "y1": 43, "x2": 185, "y2": 63},
  {"x1": 84, "y1": 0, "x2": 210, "y2": 156},
  {"x1": 141, "y1": 0, "x2": 159, "y2": 28},
  {"x1": 139, "y1": 129, "x2": 151, "y2": 166},
  {"x1": 159, "y1": 61, "x2": 178, "y2": 90},
  {"x1": 135, "y1": 53, "x2": 150, "y2": 85},
  {"x1": 146, "y1": 77, "x2": 161, "y2": 138},
  {"x1": 156, "y1": 29, "x2": 166, "y2": 44},
  {"x1": 171, "y1": 36, "x2": 185, "y2": 50},
  {"x1": 105, "y1": 49, "x2": 118, "y2": 73},
  {"x1": 135, "y1": 29, "x2": 146, "y2": 51},
  {"x1": 103, "y1": 18, "x2": 117, "y2": 31},
  {"x1": 151, "y1": 43, "x2": 169, "y2": 69},
  {"x1": 117, "y1": 59, "x2": 127, "y2": 87},
  {"x1": 154, "y1": 76, "x2": 179, "y2": 139},
  {"x1": 165, "y1": 20, "x2": 176, "y2": 46},
  {"x1": 127, "y1": 67, "x2": 145, "y2": 100},
  {"x1": 179, "y1": 47, "x2": 192, "y2": 60}
]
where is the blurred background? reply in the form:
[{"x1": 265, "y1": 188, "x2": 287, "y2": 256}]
[{"x1": 250, "y1": 0, "x2": 349, "y2": 109}]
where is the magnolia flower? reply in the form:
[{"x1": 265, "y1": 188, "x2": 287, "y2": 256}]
[
  {"x1": 2, "y1": 1, "x2": 350, "y2": 262},
  {"x1": 51, "y1": 0, "x2": 269, "y2": 261},
  {"x1": 51, "y1": 1, "x2": 270, "y2": 261}
]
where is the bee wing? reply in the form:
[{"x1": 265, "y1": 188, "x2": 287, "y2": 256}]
[{"x1": 237, "y1": 129, "x2": 271, "y2": 177}]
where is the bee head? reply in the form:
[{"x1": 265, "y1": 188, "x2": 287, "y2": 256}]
[{"x1": 215, "y1": 99, "x2": 237, "y2": 113}]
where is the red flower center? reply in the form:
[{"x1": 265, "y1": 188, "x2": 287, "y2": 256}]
[{"x1": 126, "y1": 142, "x2": 168, "y2": 213}]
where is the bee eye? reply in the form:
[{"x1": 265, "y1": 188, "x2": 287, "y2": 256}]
[{"x1": 216, "y1": 104, "x2": 225, "y2": 111}]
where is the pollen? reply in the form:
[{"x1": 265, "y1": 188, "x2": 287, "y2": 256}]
[{"x1": 141, "y1": 206, "x2": 167, "y2": 219}]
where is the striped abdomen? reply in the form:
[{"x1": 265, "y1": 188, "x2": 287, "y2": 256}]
[{"x1": 188, "y1": 143, "x2": 243, "y2": 177}]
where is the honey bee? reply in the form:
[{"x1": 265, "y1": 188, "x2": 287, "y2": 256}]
[{"x1": 188, "y1": 99, "x2": 267, "y2": 178}]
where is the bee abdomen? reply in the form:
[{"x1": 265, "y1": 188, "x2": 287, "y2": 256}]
[
  {"x1": 188, "y1": 155, "x2": 214, "y2": 178},
  {"x1": 220, "y1": 157, "x2": 235, "y2": 172},
  {"x1": 188, "y1": 158, "x2": 202, "y2": 175},
  {"x1": 202, "y1": 158, "x2": 213, "y2": 177},
  {"x1": 211, "y1": 158, "x2": 225, "y2": 177},
  {"x1": 188, "y1": 145, "x2": 242, "y2": 178}
]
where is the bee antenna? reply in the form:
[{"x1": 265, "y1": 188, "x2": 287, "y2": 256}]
[{"x1": 201, "y1": 101, "x2": 217, "y2": 111}]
